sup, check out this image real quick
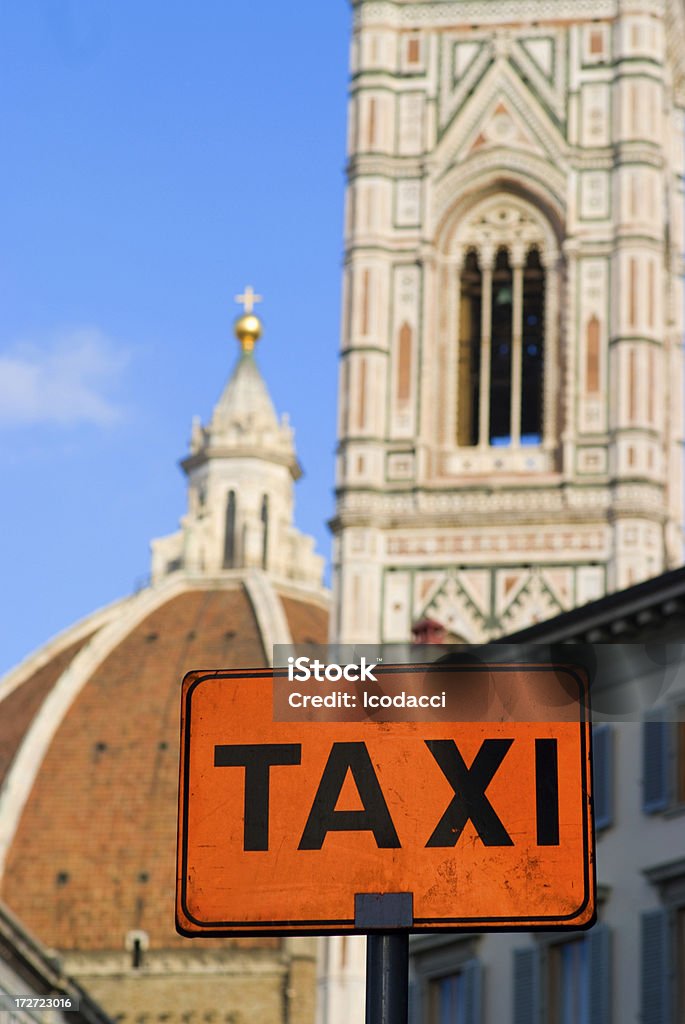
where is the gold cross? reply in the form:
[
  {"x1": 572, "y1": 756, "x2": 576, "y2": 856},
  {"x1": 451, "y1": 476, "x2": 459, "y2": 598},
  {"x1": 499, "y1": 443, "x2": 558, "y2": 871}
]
[{"x1": 234, "y1": 285, "x2": 263, "y2": 315}]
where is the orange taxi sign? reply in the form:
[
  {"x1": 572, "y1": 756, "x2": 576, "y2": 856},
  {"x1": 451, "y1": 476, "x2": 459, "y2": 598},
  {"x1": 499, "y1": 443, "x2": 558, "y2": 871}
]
[{"x1": 176, "y1": 663, "x2": 595, "y2": 935}]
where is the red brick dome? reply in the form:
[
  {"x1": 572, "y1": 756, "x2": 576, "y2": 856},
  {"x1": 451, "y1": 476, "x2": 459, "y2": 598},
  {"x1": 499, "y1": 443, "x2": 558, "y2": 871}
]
[{"x1": 0, "y1": 573, "x2": 328, "y2": 955}]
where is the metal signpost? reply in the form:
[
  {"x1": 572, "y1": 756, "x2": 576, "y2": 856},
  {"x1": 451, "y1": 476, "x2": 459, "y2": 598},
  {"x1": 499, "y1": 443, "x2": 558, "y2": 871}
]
[{"x1": 176, "y1": 662, "x2": 595, "y2": 1023}]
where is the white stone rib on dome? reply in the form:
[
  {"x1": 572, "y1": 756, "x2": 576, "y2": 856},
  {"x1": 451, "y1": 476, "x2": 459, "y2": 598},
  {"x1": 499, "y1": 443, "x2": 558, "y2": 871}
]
[
  {"x1": 0, "y1": 569, "x2": 296, "y2": 880},
  {"x1": 0, "y1": 596, "x2": 129, "y2": 706},
  {"x1": 243, "y1": 569, "x2": 294, "y2": 666}
]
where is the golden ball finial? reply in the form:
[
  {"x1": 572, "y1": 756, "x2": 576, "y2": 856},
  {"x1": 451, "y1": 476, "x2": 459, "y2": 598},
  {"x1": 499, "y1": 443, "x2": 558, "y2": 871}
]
[
  {"x1": 234, "y1": 312, "x2": 263, "y2": 353},
  {"x1": 233, "y1": 285, "x2": 263, "y2": 353}
]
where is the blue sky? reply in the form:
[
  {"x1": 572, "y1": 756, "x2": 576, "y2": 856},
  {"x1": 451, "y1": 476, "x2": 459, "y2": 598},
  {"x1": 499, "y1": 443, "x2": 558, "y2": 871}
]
[{"x1": 1, "y1": 1, "x2": 350, "y2": 673}]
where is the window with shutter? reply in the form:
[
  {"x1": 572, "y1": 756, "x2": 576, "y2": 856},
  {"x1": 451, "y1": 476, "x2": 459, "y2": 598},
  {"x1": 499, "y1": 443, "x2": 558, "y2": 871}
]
[
  {"x1": 462, "y1": 960, "x2": 482, "y2": 1024},
  {"x1": 431, "y1": 972, "x2": 465, "y2": 1024},
  {"x1": 408, "y1": 974, "x2": 420, "y2": 1024},
  {"x1": 677, "y1": 706, "x2": 685, "y2": 805},
  {"x1": 549, "y1": 939, "x2": 589, "y2": 1024},
  {"x1": 588, "y1": 924, "x2": 611, "y2": 1024},
  {"x1": 513, "y1": 947, "x2": 540, "y2": 1024},
  {"x1": 641, "y1": 861, "x2": 685, "y2": 1021},
  {"x1": 643, "y1": 712, "x2": 671, "y2": 813},
  {"x1": 592, "y1": 724, "x2": 613, "y2": 830},
  {"x1": 544, "y1": 928, "x2": 611, "y2": 1024},
  {"x1": 640, "y1": 908, "x2": 671, "y2": 1024},
  {"x1": 427, "y1": 961, "x2": 482, "y2": 1024},
  {"x1": 677, "y1": 907, "x2": 685, "y2": 1022},
  {"x1": 412, "y1": 939, "x2": 483, "y2": 1024}
]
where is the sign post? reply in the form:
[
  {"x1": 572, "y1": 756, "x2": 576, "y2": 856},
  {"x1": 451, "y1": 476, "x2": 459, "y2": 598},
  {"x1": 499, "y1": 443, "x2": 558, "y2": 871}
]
[
  {"x1": 366, "y1": 933, "x2": 408, "y2": 1024},
  {"x1": 176, "y1": 661, "x2": 595, "y2": 1019},
  {"x1": 355, "y1": 893, "x2": 413, "y2": 1023}
]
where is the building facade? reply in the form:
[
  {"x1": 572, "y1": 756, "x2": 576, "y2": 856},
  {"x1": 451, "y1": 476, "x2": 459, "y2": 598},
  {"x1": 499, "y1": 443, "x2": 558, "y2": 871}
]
[
  {"x1": 406, "y1": 570, "x2": 685, "y2": 1024},
  {"x1": 332, "y1": 0, "x2": 685, "y2": 646},
  {"x1": 2, "y1": 1, "x2": 685, "y2": 1021},
  {"x1": 323, "y1": 1, "x2": 685, "y2": 1021},
  {"x1": 0, "y1": 899, "x2": 113, "y2": 1024}
]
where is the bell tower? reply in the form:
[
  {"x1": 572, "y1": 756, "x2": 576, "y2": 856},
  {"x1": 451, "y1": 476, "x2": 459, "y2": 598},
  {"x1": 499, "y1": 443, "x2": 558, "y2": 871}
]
[{"x1": 332, "y1": 0, "x2": 685, "y2": 646}]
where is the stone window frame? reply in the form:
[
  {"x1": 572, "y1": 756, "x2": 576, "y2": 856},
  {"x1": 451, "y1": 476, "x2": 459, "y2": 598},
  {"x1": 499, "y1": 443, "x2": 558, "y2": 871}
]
[
  {"x1": 642, "y1": 858, "x2": 685, "y2": 1022},
  {"x1": 445, "y1": 193, "x2": 561, "y2": 461},
  {"x1": 513, "y1": 893, "x2": 611, "y2": 1024},
  {"x1": 643, "y1": 699, "x2": 685, "y2": 816},
  {"x1": 409, "y1": 933, "x2": 482, "y2": 1024}
]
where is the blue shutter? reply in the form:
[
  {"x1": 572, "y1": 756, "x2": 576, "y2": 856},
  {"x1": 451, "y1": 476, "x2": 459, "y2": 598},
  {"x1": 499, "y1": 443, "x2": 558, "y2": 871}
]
[
  {"x1": 592, "y1": 725, "x2": 613, "y2": 830},
  {"x1": 643, "y1": 713, "x2": 671, "y2": 813},
  {"x1": 513, "y1": 947, "x2": 539, "y2": 1024},
  {"x1": 588, "y1": 924, "x2": 611, "y2": 1024},
  {"x1": 641, "y1": 909, "x2": 671, "y2": 1024},
  {"x1": 407, "y1": 974, "x2": 420, "y2": 1024},
  {"x1": 462, "y1": 959, "x2": 482, "y2": 1024}
]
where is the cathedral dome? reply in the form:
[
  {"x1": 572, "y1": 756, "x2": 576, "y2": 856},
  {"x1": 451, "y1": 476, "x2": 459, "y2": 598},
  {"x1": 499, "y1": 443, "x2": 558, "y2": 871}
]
[
  {"x1": 0, "y1": 570, "x2": 328, "y2": 954},
  {"x1": 0, "y1": 292, "x2": 328, "y2": 1023}
]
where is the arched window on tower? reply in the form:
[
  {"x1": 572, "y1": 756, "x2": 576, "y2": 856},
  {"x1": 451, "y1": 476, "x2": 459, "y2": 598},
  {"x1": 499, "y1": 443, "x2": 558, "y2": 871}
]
[
  {"x1": 521, "y1": 247, "x2": 545, "y2": 444},
  {"x1": 223, "y1": 490, "x2": 236, "y2": 569},
  {"x1": 457, "y1": 250, "x2": 482, "y2": 447},
  {"x1": 490, "y1": 247, "x2": 514, "y2": 445},
  {"x1": 456, "y1": 247, "x2": 547, "y2": 447},
  {"x1": 260, "y1": 494, "x2": 269, "y2": 570}
]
